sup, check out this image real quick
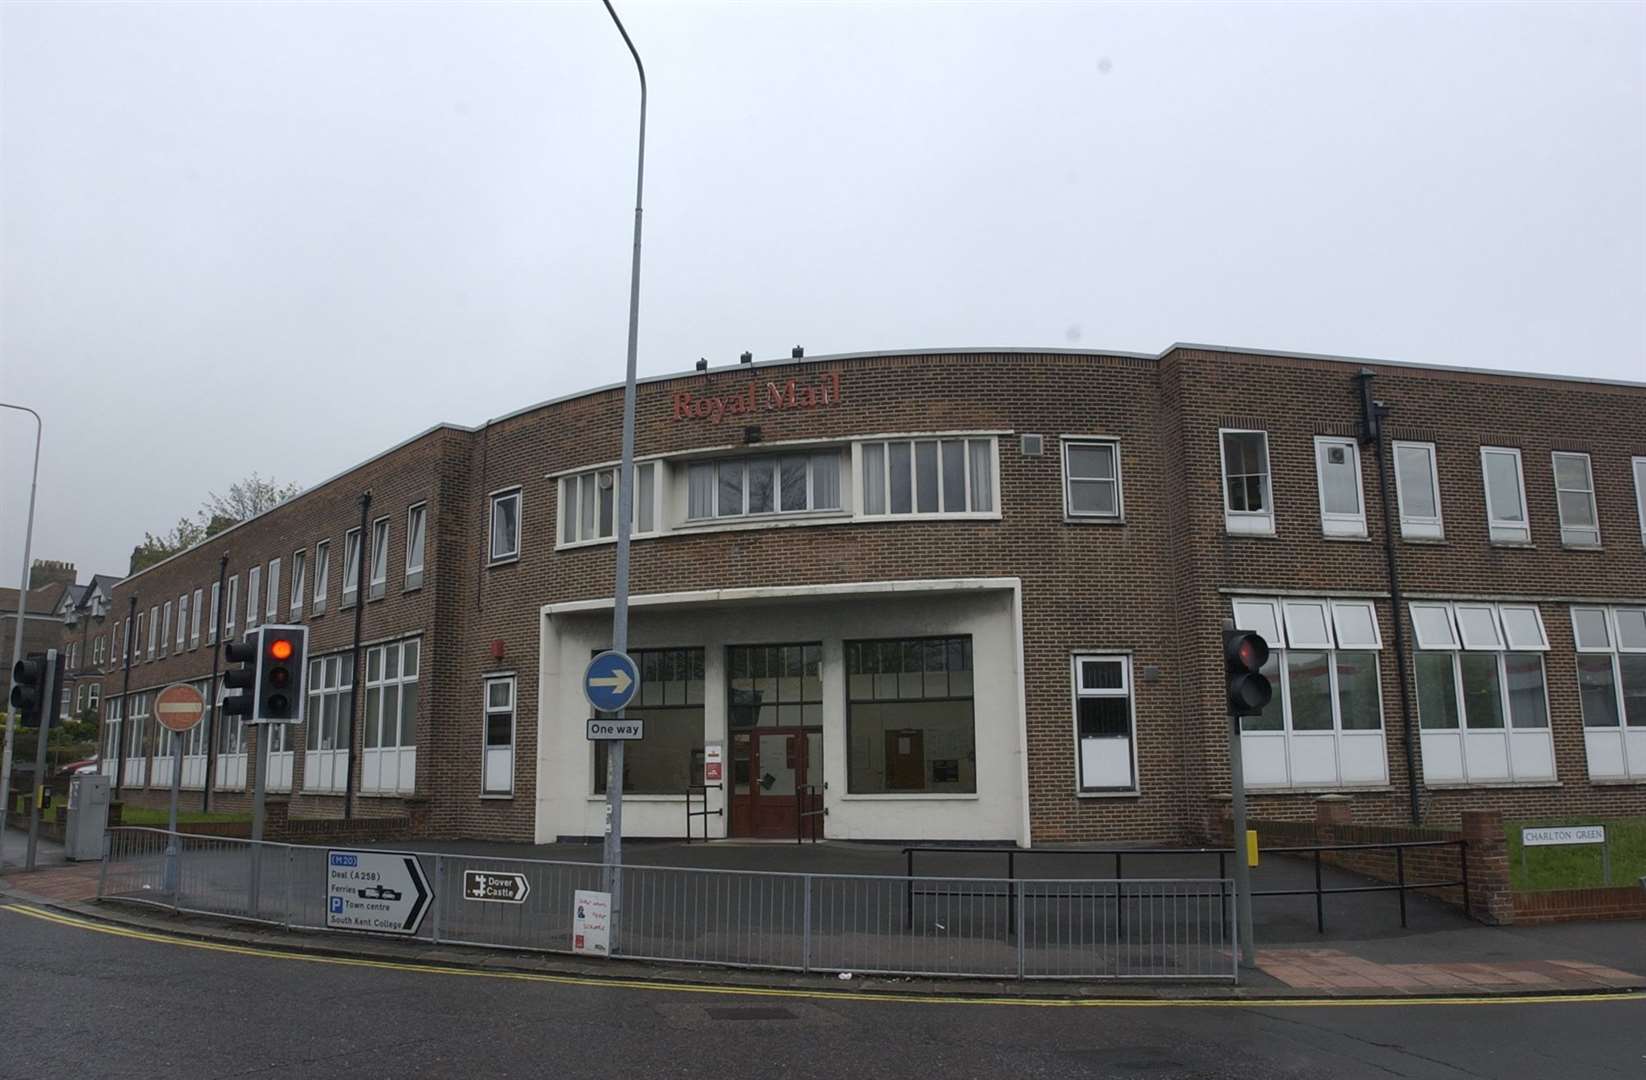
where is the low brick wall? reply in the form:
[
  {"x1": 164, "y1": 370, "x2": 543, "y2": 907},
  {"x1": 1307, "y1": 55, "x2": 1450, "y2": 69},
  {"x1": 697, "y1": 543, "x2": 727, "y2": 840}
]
[{"x1": 1514, "y1": 886, "x2": 1646, "y2": 925}]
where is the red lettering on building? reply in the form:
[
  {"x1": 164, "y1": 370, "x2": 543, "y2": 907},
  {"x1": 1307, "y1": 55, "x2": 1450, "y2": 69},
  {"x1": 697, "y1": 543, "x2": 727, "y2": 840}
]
[{"x1": 673, "y1": 370, "x2": 842, "y2": 424}]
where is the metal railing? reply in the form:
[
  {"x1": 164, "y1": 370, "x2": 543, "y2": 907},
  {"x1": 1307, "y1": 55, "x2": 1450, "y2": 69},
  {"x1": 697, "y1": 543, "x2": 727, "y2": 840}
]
[
  {"x1": 98, "y1": 828, "x2": 1237, "y2": 982},
  {"x1": 797, "y1": 785, "x2": 823, "y2": 844},
  {"x1": 1253, "y1": 840, "x2": 1468, "y2": 933},
  {"x1": 683, "y1": 783, "x2": 722, "y2": 844}
]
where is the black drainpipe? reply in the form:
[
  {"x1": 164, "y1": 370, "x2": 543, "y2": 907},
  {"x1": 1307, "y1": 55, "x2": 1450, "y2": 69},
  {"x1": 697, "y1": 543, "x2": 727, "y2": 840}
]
[
  {"x1": 202, "y1": 552, "x2": 229, "y2": 811},
  {"x1": 1358, "y1": 369, "x2": 1422, "y2": 825},
  {"x1": 343, "y1": 490, "x2": 371, "y2": 820},
  {"x1": 114, "y1": 593, "x2": 137, "y2": 799}
]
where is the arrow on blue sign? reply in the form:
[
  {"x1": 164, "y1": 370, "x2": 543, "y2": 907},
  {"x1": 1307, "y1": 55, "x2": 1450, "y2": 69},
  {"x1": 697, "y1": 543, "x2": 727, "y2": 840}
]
[{"x1": 584, "y1": 650, "x2": 640, "y2": 713}]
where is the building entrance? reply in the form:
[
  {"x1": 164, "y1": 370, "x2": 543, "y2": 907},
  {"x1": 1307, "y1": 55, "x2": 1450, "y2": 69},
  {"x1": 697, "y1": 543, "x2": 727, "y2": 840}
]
[{"x1": 729, "y1": 728, "x2": 821, "y2": 838}]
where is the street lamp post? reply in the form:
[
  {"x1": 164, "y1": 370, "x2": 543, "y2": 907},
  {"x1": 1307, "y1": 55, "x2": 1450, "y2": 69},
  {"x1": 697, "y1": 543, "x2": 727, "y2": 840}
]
[
  {"x1": 0, "y1": 402, "x2": 43, "y2": 850},
  {"x1": 598, "y1": 0, "x2": 647, "y2": 938}
]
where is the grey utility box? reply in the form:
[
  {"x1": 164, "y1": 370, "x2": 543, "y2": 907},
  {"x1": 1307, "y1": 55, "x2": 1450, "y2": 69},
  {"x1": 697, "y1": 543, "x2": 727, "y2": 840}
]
[{"x1": 64, "y1": 773, "x2": 110, "y2": 861}]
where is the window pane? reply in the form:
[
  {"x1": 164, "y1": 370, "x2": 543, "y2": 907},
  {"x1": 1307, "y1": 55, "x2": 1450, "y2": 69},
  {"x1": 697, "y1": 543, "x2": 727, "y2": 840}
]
[
  {"x1": 1223, "y1": 433, "x2": 1268, "y2": 512},
  {"x1": 1069, "y1": 479, "x2": 1116, "y2": 515},
  {"x1": 1503, "y1": 654, "x2": 1548, "y2": 729},
  {"x1": 1287, "y1": 652, "x2": 1333, "y2": 730},
  {"x1": 811, "y1": 452, "x2": 840, "y2": 510},
  {"x1": 914, "y1": 441, "x2": 939, "y2": 513},
  {"x1": 687, "y1": 462, "x2": 715, "y2": 519},
  {"x1": 1080, "y1": 659, "x2": 1124, "y2": 691},
  {"x1": 637, "y1": 462, "x2": 655, "y2": 533},
  {"x1": 1484, "y1": 453, "x2": 1523, "y2": 522},
  {"x1": 1415, "y1": 655, "x2": 1455, "y2": 730},
  {"x1": 400, "y1": 682, "x2": 418, "y2": 747},
  {"x1": 1617, "y1": 609, "x2": 1646, "y2": 650},
  {"x1": 940, "y1": 440, "x2": 966, "y2": 512},
  {"x1": 486, "y1": 712, "x2": 512, "y2": 747},
  {"x1": 402, "y1": 640, "x2": 419, "y2": 677},
  {"x1": 747, "y1": 457, "x2": 775, "y2": 514},
  {"x1": 1552, "y1": 452, "x2": 1591, "y2": 491},
  {"x1": 1558, "y1": 490, "x2": 1595, "y2": 528},
  {"x1": 1335, "y1": 652, "x2": 1381, "y2": 730},
  {"x1": 1572, "y1": 608, "x2": 1611, "y2": 650},
  {"x1": 968, "y1": 440, "x2": 994, "y2": 513},
  {"x1": 364, "y1": 688, "x2": 381, "y2": 747},
  {"x1": 1396, "y1": 445, "x2": 1437, "y2": 519},
  {"x1": 847, "y1": 637, "x2": 975, "y2": 793},
  {"x1": 780, "y1": 455, "x2": 807, "y2": 512},
  {"x1": 888, "y1": 442, "x2": 912, "y2": 513},
  {"x1": 1078, "y1": 697, "x2": 1128, "y2": 738},
  {"x1": 1067, "y1": 443, "x2": 1114, "y2": 481},
  {"x1": 862, "y1": 444, "x2": 885, "y2": 514},
  {"x1": 718, "y1": 460, "x2": 744, "y2": 517},
  {"x1": 1577, "y1": 655, "x2": 1620, "y2": 728},
  {"x1": 492, "y1": 495, "x2": 518, "y2": 557},
  {"x1": 1459, "y1": 653, "x2": 1504, "y2": 728},
  {"x1": 597, "y1": 475, "x2": 615, "y2": 537},
  {"x1": 1621, "y1": 655, "x2": 1646, "y2": 727},
  {"x1": 1318, "y1": 441, "x2": 1360, "y2": 515}
]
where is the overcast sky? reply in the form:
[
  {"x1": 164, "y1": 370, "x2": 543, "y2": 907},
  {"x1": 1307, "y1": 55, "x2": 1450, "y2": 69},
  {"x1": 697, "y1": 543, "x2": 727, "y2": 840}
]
[{"x1": 2, "y1": 0, "x2": 1642, "y2": 589}]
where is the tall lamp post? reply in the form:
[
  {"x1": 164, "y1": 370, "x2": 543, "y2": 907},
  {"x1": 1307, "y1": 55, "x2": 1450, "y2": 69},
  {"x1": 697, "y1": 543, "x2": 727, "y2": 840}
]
[
  {"x1": 598, "y1": 0, "x2": 647, "y2": 935},
  {"x1": 0, "y1": 402, "x2": 43, "y2": 848}
]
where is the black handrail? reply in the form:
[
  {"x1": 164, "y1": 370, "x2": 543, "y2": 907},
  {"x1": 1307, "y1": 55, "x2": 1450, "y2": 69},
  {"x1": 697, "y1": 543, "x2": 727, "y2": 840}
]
[
  {"x1": 796, "y1": 785, "x2": 823, "y2": 844},
  {"x1": 1249, "y1": 839, "x2": 1469, "y2": 932}
]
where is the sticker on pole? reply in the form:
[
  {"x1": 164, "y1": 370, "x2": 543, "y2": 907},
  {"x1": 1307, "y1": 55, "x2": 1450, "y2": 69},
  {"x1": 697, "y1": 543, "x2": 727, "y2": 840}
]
[
  {"x1": 583, "y1": 650, "x2": 640, "y2": 713},
  {"x1": 572, "y1": 889, "x2": 611, "y2": 956},
  {"x1": 154, "y1": 683, "x2": 206, "y2": 733},
  {"x1": 326, "y1": 849, "x2": 432, "y2": 935}
]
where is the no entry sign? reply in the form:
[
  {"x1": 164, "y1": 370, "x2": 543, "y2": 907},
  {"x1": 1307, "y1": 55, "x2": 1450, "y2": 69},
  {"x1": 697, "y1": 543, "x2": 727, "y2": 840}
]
[{"x1": 154, "y1": 683, "x2": 206, "y2": 733}]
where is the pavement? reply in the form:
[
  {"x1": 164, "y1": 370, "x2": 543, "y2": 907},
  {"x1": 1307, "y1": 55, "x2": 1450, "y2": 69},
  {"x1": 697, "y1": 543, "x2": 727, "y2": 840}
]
[{"x1": 2, "y1": 831, "x2": 1643, "y2": 1000}]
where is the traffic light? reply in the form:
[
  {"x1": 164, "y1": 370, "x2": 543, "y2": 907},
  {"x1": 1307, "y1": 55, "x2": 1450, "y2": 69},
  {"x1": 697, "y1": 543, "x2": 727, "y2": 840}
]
[
  {"x1": 222, "y1": 635, "x2": 258, "y2": 719},
  {"x1": 10, "y1": 651, "x2": 62, "y2": 730},
  {"x1": 257, "y1": 625, "x2": 306, "y2": 724},
  {"x1": 1224, "y1": 629, "x2": 1272, "y2": 716}
]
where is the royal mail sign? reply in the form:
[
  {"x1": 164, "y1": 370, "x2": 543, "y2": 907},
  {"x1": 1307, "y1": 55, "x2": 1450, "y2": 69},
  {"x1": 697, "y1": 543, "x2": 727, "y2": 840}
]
[{"x1": 673, "y1": 371, "x2": 842, "y2": 425}]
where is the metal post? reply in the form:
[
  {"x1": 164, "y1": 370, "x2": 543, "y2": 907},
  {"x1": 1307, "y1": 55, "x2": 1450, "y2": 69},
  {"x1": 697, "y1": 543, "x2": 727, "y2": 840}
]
[
  {"x1": 164, "y1": 714, "x2": 185, "y2": 893},
  {"x1": 344, "y1": 492, "x2": 370, "y2": 820},
  {"x1": 1007, "y1": 849, "x2": 1016, "y2": 938},
  {"x1": 1228, "y1": 711, "x2": 1255, "y2": 966},
  {"x1": 904, "y1": 848, "x2": 914, "y2": 929},
  {"x1": 203, "y1": 554, "x2": 227, "y2": 811},
  {"x1": 433, "y1": 855, "x2": 444, "y2": 944},
  {"x1": 1015, "y1": 879, "x2": 1026, "y2": 979},
  {"x1": 599, "y1": 0, "x2": 647, "y2": 949},
  {"x1": 1313, "y1": 849, "x2": 1324, "y2": 934},
  {"x1": 25, "y1": 648, "x2": 58, "y2": 870},
  {"x1": 249, "y1": 722, "x2": 269, "y2": 916},
  {"x1": 801, "y1": 874, "x2": 812, "y2": 973},
  {"x1": 1115, "y1": 852, "x2": 1124, "y2": 938},
  {"x1": 285, "y1": 846, "x2": 294, "y2": 930},
  {"x1": 0, "y1": 401, "x2": 42, "y2": 849},
  {"x1": 1396, "y1": 846, "x2": 1408, "y2": 928}
]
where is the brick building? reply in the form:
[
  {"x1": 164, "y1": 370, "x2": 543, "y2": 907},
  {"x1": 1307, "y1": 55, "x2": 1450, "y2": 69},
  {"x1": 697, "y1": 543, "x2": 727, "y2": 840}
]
[{"x1": 71, "y1": 345, "x2": 1646, "y2": 845}]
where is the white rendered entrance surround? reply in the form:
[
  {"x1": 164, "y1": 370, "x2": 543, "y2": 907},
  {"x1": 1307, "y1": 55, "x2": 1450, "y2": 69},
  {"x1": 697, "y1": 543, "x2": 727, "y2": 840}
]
[{"x1": 536, "y1": 578, "x2": 1030, "y2": 846}]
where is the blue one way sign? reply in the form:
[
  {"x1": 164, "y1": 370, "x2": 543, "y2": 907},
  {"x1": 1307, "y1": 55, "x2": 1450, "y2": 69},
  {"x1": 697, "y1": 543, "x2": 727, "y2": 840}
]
[{"x1": 584, "y1": 650, "x2": 640, "y2": 713}]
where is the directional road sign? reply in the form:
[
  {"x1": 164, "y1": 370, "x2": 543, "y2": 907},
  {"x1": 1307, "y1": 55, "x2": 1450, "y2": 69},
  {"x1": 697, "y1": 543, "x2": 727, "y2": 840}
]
[
  {"x1": 462, "y1": 870, "x2": 531, "y2": 904},
  {"x1": 583, "y1": 650, "x2": 640, "y2": 713},
  {"x1": 586, "y1": 718, "x2": 644, "y2": 741},
  {"x1": 325, "y1": 849, "x2": 432, "y2": 935},
  {"x1": 154, "y1": 683, "x2": 206, "y2": 733}
]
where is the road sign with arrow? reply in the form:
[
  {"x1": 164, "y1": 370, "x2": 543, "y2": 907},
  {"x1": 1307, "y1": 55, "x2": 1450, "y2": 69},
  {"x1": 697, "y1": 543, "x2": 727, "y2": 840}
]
[
  {"x1": 462, "y1": 870, "x2": 531, "y2": 904},
  {"x1": 583, "y1": 650, "x2": 640, "y2": 713},
  {"x1": 325, "y1": 849, "x2": 431, "y2": 935}
]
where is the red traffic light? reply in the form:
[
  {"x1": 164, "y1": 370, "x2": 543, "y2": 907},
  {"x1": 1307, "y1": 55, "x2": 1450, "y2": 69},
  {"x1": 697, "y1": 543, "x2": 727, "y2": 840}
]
[
  {"x1": 1223, "y1": 629, "x2": 1269, "y2": 673},
  {"x1": 269, "y1": 638, "x2": 294, "y2": 661},
  {"x1": 1222, "y1": 629, "x2": 1273, "y2": 716}
]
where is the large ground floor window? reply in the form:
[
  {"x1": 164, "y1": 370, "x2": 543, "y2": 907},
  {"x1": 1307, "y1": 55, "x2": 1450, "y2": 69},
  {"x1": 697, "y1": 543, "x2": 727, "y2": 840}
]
[
  {"x1": 594, "y1": 647, "x2": 705, "y2": 794},
  {"x1": 1233, "y1": 598, "x2": 1388, "y2": 788},
  {"x1": 1572, "y1": 605, "x2": 1646, "y2": 781},
  {"x1": 216, "y1": 685, "x2": 247, "y2": 790},
  {"x1": 125, "y1": 692, "x2": 150, "y2": 787},
  {"x1": 363, "y1": 638, "x2": 419, "y2": 794},
  {"x1": 845, "y1": 636, "x2": 975, "y2": 794},
  {"x1": 1412, "y1": 601, "x2": 1554, "y2": 784},
  {"x1": 304, "y1": 654, "x2": 353, "y2": 793}
]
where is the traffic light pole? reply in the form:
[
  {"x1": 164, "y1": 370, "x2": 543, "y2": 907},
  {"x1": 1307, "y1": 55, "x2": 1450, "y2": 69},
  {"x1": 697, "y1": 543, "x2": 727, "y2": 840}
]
[
  {"x1": 1227, "y1": 710, "x2": 1255, "y2": 969},
  {"x1": 25, "y1": 649, "x2": 59, "y2": 871},
  {"x1": 0, "y1": 401, "x2": 42, "y2": 850},
  {"x1": 600, "y1": 0, "x2": 647, "y2": 948}
]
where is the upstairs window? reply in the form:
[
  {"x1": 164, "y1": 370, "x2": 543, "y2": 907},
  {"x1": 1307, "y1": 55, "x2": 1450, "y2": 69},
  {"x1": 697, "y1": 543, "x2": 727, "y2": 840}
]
[
  {"x1": 1393, "y1": 441, "x2": 1443, "y2": 540},
  {"x1": 247, "y1": 566, "x2": 261, "y2": 629},
  {"x1": 1220, "y1": 430, "x2": 1273, "y2": 535},
  {"x1": 489, "y1": 488, "x2": 522, "y2": 563},
  {"x1": 688, "y1": 452, "x2": 842, "y2": 521},
  {"x1": 207, "y1": 583, "x2": 220, "y2": 646},
  {"x1": 224, "y1": 578, "x2": 238, "y2": 640},
  {"x1": 369, "y1": 517, "x2": 389, "y2": 600},
  {"x1": 405, "y1": 504, "x2": 426, "y2": 589},
  {"x1": 1634, "y1": 457, "x2": 1646, "y2": 548},
  {"x1": 1062, "y1": 439, "x2": 1122, "y2": 520},
  {"x1": 563, "y1": 464, "x2": 656, "y2": 542},
  {"x1": 266, "y1": 557, "x2": 281, "y2": 619},
  {"x1": 1551, "y1": 451, "x2": 1600, "y2": 548},
  {"x1": 341, "y1": 528, "x2": 362, "y2": 606},
  {"x1": 161, "y1": 601, "x2": 172, "y2": 656},
  {"x1": 1480, "y1": 447, "x2": 1529, "y2": 544},
  {"x1": 860, "y1": 438, "x2": 993, "y2": 517},
  {"x1": 190, "y1": 588, "x2": 202, "y2": 648},
  {"x1": 312, "y1": 540, "x2": 330, "y2": 614},
  {"x1": 174, "y1": 594, "x2": 187, "y2": 650},
  {"x1": 290, "y1": 549, "x2": 306, "y2": 618},
  {"x1": 1314, "y1": 436, "x2": 1366, "y2": 537}
]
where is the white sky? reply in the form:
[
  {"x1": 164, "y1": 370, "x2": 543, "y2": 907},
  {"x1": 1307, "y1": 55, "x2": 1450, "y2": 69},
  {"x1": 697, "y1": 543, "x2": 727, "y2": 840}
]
[{"x1": 2, "y1": 0, "x2": 1642, "y2": 588}]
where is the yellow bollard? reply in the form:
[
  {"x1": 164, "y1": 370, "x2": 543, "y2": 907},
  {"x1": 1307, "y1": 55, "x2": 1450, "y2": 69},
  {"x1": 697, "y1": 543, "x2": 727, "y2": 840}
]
[{"x1": 1246, "y1": 829, "x2": 1260, "y2": 868}]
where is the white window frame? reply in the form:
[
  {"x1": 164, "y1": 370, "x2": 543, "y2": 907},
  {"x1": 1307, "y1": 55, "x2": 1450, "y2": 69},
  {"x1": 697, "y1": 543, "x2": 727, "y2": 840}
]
[
  {"x1": 312, "y1": 540, "x2": 330, "y2": 614},
  {"x1": 362, "y1": 638, "x2": 419, "y2": 795},
  {"x1": 341, "y1": 528, "x2": 362, "y2": 606},
  {"x1": 161, "y1": 600, "x2": 173, "y2": 656},
  {"x1": 1480, "y1": 447, "x2": 1530, "y2": 544},
  {"x1": 303, "y1": 653, "x2": 353, "y2": 793},
  {"x1": 1071, "y1": 654, "x2": 1138, "y2": 794},
  {"x1": 405, "y1": 503, "x2": 426, "y2": 589},
  {"x1": 560, "y1": 464, "x2": 662, "y2": 546},
  {"x1": 266, "y1": 557, "x2": 281, "y2": 619},
  {"x1": 1633, "y1": 457, "x2": 1646, "y2": 549},
  {"x1": 489, "y1": 488, "x2": 522, "y2": 565},
  {"x1": 147, "y1": 605, "x2": 158, "y2": 661},
  {"x1": 1572, "y1": 606, "x2": 1646, "y2": 782},
  {"x1": 855, "y1": 437, "x2": 999, "y2": 520},
  {"x1": 482, "y1": 674, "x2": 516, "y2": 797},
  {"x1": 1219, "y1": 429, "x2": 1274, "y2": 536},
  {"x1": 290, "y1": 548, "x2": 306, "y2": 618},
  {"x1": 190, "y1": 588, "x2": 203, "y2": 648},
  {"x1": 247, "y1": 565, "x2": 261, "y2": 629},
  {"x1": 369, "y1": 516, "x2": 389, "y2": 600},
  {"x1": 207, "y1": 582, "x2": 221, "y2": 646},
  {"x1": 1551, "y1": 450, "x2": 1601, "y2": 548},
  {"x1": 1061, "y1": 438, "x2": 1124, "y2": 522},
  {"x1": 1392, "y1": 440, "x2": 1444, "y2": 540},
  {"x1": 1313, "y1": 435, "x2": 1367, "y2": 538},
  {"x1": 685, "y1": 452, "x2": 850, "y2": 524}
]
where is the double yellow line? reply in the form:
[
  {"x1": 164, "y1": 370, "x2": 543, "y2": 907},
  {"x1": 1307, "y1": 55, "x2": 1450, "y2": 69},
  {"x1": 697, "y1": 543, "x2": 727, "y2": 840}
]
[{"x1": 4, "y1": 902, "x2": 1641, "y2": 1010}]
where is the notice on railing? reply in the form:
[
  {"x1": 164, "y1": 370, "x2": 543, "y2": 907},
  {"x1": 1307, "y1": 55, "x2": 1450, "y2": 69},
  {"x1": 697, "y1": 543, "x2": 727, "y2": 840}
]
[
  {"x1": 573, "y1": 889, "x2": 610, "y2": 956},
  {"x1": 1521, "y1": 825, "x2": 1604, "y2": 847}
]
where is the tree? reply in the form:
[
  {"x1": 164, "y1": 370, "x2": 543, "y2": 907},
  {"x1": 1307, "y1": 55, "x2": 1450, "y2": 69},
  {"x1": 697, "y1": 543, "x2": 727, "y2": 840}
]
[{"x1": 128, "y1": 472, "x2": 302, "y2": 574}]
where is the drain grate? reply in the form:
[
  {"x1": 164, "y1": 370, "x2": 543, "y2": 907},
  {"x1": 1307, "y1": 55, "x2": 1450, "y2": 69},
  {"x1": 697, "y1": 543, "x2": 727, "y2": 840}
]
[{"x1": 704, "y1": 1007, "x2": 798, "y2": 1021}]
